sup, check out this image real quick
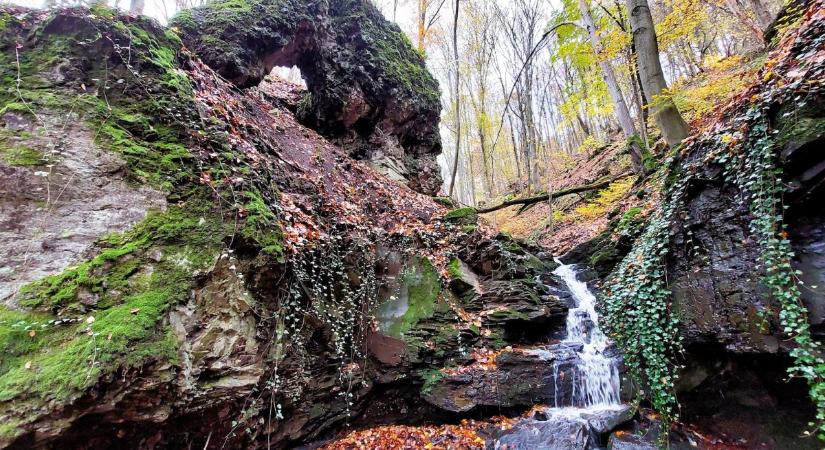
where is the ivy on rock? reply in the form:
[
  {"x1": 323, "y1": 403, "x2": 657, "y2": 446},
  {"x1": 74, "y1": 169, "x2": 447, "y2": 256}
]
[
  {"x1": 602, "y1": 156, "x2": 687, "y2": 427},
  {"x1": 602, "y1": 14, "x2": 825, "y2": 443}
]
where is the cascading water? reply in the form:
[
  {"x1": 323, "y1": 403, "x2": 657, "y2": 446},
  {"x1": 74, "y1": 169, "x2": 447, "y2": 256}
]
[
  {"x1": 552, "y1": 259, "x2": 621, "y2": 408},
  {"x1": 494, "y1": 261, "x2": 630, "y2": 449}
]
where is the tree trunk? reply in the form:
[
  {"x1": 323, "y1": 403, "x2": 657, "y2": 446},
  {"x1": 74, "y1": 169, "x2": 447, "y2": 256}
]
[
  {"x1": 448, "y1": 0, "x2": 462, "y2": 197},
  {"x1": 506, "y1": 112, "x2": 523, "y2": 185},
  {"x1": 129, "y1": 0, "x2": 145, "y2": 14},
  {"x1": 479, "y1": 121, "x2": 492, "y2": 199},
  {"x1": 578, "y1": 0, "x2": 645, "y2": 172},
  {"x1": 475, "y1": 172, "x2": 633, "y2": 213},
  {"x1": 627, "y1": 0, "x2": 689, "y2": 148},
  {"x1": 467, "y1": 129, "x2": 477, "y2": 206},
  {"x1": 629, "y1": 43, "x2": 649, "y2": 148},
  {"x1": 523, "y1": 80, "x2": 539, "y2": 192},
  {"x1": 417, "y1": 0, "x2": 427, "y2": 52}
]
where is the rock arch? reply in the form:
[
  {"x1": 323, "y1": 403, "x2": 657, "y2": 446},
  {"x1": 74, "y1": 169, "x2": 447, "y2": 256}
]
[{"x1": 173, "y1": 0, "x2": 443, "y2": 194}]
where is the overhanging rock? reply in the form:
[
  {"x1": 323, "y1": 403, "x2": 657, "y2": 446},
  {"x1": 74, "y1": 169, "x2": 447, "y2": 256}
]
[{"x1": 173, "y1": 0, "x2": 443, "y2": 194}]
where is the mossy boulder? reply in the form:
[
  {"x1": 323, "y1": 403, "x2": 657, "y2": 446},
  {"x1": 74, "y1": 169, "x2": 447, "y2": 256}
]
[
  {"x1": 442, "y1": 207, "x2": 478, "y2": 225},
  {"x1": 0, "y1": 6, "x2": 284, "y2": 446},
  {"x1": 432, "y1": 196, "x2": 456, "y2": 207}
]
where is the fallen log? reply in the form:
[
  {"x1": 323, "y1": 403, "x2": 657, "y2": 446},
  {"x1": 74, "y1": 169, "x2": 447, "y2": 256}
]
[{"x1": 475, "y1": 172, "x2": 634, "y2": 214}]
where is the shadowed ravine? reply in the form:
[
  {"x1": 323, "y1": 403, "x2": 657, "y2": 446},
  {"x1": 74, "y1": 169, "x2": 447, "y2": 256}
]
[{"x1": 1, "y1": 1, "x2": 825, "y2": 449}]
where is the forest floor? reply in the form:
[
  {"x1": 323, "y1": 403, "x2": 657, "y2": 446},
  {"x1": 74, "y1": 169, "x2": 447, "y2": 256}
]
[{"x1": 483, "y1": 52, "x2": 765, "y2": 257}]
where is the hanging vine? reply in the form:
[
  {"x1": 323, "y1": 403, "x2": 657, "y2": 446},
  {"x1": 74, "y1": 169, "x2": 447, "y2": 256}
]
[
  {"x1": 602, "y1": 158, "x2": 688, "y2": 427},
  {"x1": 224, "y1": 235, "x2": 380, "y2": 441},
  {"x1": 287, "y1": 235, "x2": 379, "y2": 418},
  {"x1": 712, "y1": 109, "x2": 825, "y2": 440},
  {"x1": 602, "y1": 15, "x2": 825, "y2": 440}
]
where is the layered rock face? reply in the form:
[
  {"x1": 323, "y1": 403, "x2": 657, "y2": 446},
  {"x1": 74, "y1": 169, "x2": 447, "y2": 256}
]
[
  {"x1": 663, "y1": 92, "x2": 825, "y2": 449},
  {"x1": 666, "y1": 96, "x2": 825, "y2": 355},
  {"x1": 172, "y1": 0, "x2": 443, "y2": 194},
  {"x1": 0, "y1": 6, "x2": 583, "y2": 449}
]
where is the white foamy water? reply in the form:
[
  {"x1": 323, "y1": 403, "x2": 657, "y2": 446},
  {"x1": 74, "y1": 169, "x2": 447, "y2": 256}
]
[
  {"x1": 492, "y1": 261, "x2": 628, "y2": 449},
  {"x1": 553, "y1": 259, "x2": 621, "y2": 408}
]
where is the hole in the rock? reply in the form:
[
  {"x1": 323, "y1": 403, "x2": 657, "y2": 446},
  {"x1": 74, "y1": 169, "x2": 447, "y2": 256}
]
[{"x1": 269, "y1": 65, "x2": 307, "y2": 89}]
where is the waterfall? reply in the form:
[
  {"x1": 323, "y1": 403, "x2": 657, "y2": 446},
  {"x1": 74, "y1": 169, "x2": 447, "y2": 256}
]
[
  {"x1": 553, "y1": 259, "x2": 621, "y2": 408},
  {"x1": 493, "y1": 261, "x2": 631, "y2": 449}
]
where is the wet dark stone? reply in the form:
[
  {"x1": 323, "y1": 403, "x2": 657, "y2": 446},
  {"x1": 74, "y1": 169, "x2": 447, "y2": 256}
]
[
  {"x1": 490, "y1": 406, "x2": 632, "y2": 450},
  {"x1": 422, "y1": 348, "x2": 578, "y2": 413}
]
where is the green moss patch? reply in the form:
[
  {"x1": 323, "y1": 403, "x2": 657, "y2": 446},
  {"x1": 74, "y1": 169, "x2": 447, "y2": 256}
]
[
  {"x1": 615, "y1": 206, "x2": 645, "y2": 238},
  {"x1": 376, "y1": 257, "x2": 442, "y2": 338},
  {"x1": 432, "y1": 196, "x2": 455, "y2": 207},
  {"x1": 447, "y1": 258, "x2": 462, "y2": 280},
  {"x1": 4, "y1": 196, "x2": 230, "y2": 407},
  {"x1": 420, "y1": 367, "x2": 445, "y2": 395},
  {"x1": 239, "y1": 190, "x2": 284, "y2": 258},
  {"x1": 0, "y1": 143, "x2": 44, "y2": 166},
  {"x1": 489, "y1": 308, "x2": 530, "y2": 321},
  {"x1": 442, "y1": 207, "x2": 478, "y2": 225}
]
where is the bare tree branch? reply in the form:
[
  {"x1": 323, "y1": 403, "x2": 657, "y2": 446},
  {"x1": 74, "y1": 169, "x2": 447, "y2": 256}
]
[
  {"x1": 474, "y1": 172, "x2": 633, "y2": 214},
  {"x1": 489, "y1": 20, "x2": 580, "y2": 152}
]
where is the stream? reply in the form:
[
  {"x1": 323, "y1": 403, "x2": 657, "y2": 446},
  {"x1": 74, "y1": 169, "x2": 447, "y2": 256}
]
[
  {"x1": 495, "y1": 260, "x2": 629, "y2": 449},
  {"x1": 552, "y1": 258, "x2": 621, "y2": 408}
]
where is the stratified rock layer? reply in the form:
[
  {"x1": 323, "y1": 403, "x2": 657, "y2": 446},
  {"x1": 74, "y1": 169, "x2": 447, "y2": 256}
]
[{"x1": 0, "y1": 7, "x2": 571, "y2": 449}]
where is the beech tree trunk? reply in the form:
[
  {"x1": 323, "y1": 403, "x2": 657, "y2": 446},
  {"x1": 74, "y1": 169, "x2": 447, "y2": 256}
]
[
  {"x1": 448, "y1": 0, "x2": 461, "y2": 197},
  {"x1": 627, "y1": 0, "x2": 689, "y2": 148},
  {"x1": 129, "y1": 0, "x2": 145, "y2": 14},
  {"x1": 578, "y1": 0, "x2": 645, "y2": 172}
]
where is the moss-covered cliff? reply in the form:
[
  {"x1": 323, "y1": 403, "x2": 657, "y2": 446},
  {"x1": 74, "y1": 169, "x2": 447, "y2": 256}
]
[{"x1": 0, "y1": 5, "x2": 574, "y2": 448}]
